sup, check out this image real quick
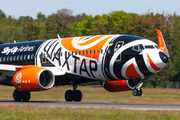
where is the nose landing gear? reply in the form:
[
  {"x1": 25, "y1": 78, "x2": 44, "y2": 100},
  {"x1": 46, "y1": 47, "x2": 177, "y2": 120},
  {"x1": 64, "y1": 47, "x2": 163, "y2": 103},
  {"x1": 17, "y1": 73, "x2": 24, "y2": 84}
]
[
  {"x1": 132, "y1": 81, "x2": 143, "y2": 97},
  {"x1": 132, "y1": 88, "x2": 142, "y2": 96}
]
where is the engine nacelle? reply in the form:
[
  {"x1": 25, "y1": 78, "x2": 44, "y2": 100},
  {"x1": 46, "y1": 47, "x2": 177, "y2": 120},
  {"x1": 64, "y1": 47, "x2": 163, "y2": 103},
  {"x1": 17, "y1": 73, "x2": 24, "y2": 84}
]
[
  {"x1": 13, "y1": 66, "x2": 55, "y2": 92},
  {"x1": 103, "y1": 80, "x2": 136, "y2": 92}
]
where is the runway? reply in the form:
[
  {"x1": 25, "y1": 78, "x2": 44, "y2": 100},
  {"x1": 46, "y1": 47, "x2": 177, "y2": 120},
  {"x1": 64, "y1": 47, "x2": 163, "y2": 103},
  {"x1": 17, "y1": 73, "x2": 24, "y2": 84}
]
[{"x1": 0, "y1": 101, "x2": 180, "y2": 111}]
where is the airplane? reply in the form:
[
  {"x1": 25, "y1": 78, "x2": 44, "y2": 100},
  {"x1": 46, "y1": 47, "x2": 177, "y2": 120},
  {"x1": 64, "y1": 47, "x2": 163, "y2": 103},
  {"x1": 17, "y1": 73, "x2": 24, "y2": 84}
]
[{"x1": 0, "y1": 29, "x2": 169, "y2": 102}]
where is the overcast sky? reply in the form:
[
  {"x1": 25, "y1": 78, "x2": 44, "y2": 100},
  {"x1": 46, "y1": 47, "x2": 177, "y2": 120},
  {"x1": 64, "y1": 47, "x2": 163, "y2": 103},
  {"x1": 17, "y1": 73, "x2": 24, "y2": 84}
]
[{"x1": 0, "y1": 0, "x2": 179, "y2": 19}]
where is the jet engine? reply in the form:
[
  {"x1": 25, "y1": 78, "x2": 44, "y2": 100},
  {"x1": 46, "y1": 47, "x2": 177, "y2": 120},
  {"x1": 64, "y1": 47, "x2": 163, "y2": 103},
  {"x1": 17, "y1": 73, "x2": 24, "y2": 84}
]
[
  {"x1": 13, "y1": 66, "x2": 55, "y2": 92},
  {"x1": 103, "y1": 80, "x2": 136, "y2": 92}
]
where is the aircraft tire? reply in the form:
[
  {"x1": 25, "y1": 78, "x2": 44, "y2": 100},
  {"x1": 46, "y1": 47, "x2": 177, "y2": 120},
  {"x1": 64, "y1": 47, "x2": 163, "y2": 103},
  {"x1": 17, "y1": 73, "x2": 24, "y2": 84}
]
[
  {"x1": 132, "y1": 89, "x2": 138, "y2": 96},
  {"x1": 13, "y1": 89, "x2": 23, "y2": 101},
  {"x1": 22, "y1": 92, "x2": 31, "y2": 102},
  {"x1": 65, "y1": 90, "x2": 74, "y2": 102},
  {"x1": 137, "y1": 89, "x2": 142, "y2": 96},
  {"x1": 73, "y1": 90, "x2": 82, "y2": 102}
]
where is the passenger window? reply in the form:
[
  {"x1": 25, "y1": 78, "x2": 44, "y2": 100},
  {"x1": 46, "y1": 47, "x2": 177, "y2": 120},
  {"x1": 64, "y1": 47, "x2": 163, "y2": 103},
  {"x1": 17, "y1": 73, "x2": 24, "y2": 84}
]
[
  {"x1": 20, "y1": 55, "x2": 23, "y2": 60},
  {"x1": 13, "y1": 56, "x2": 16, "y2": 61},
  {"x1": 0, "y1": 57, "x2": 2, "y2": 62},
  {"x1": 82, "y1": 51, "x2": 84, "y2": 55},
  {"x1": 89, "y1": 50, "x2": 92, "y2": 54},
  {"x1": 79, "y1": 51, "x2": 81, "y2": 55},
  {"x1": 17, "y1": 55, "x2": 19, "y2": 60},
  {"x1": 97, "y1": 50, "x2": 99, "y2": 54},
  {"x1": 27, "y1": 55, "x2": 30, "y2": 60},
  {"x1": 75, "y1": 51, "x2": 77, "y2": 55},
  {"x1": 24, "y1": 55, "x2": 27, "y2": 60},
  {"x1": 10, "y1": 56, "x2": 13, "y2": 61},
  {"x1": 3, "y1": 56, "x2": 6, "y2": 62},
  {"x1": 86, "y1": 51, "x2": 88, "y2": 55},
  {"x1": 101, "y1": 49, "x2": 103, "y2": 53},
  {"x1": 31, "y1": 54, "x2": 34, "y2": 59},
  {"x1": 93, "y1": 50, "x2": 95, "y2": 54},
  {"x1": 7, "y1": 56, "x2": 9, "y2": 61}
]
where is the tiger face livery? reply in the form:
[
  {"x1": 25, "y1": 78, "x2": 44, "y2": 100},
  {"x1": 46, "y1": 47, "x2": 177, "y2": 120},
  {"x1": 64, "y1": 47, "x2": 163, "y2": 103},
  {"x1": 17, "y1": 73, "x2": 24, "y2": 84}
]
[{"x1": 0, "y1": 30, "x2": 169, "y2": 102}]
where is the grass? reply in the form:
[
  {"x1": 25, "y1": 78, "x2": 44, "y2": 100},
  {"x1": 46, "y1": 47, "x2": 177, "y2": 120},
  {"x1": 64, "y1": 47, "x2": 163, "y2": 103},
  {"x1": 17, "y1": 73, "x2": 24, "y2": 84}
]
[
  {"x1": 0, "y1": 106, "x2": 180, "y2": 120},
  {"x1": 1, "y1": 85, "x2": 180, "y2": 104},
  {"x1": 1, "y1": 85, "x2": 180, "y2": 119}
]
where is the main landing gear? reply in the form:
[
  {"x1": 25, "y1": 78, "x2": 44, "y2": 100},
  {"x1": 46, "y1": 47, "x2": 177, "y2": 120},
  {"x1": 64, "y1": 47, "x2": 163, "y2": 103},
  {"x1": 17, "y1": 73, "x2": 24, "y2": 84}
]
[
  {"x1": 132, "y1": 81, "x2": 143, "y2": 97},
  {"x1": 13, "y1": 89, "x2": 31, "y2": 102},
  {"x1": 65, "y1": 85, "x2": 82, "y2": 102}
]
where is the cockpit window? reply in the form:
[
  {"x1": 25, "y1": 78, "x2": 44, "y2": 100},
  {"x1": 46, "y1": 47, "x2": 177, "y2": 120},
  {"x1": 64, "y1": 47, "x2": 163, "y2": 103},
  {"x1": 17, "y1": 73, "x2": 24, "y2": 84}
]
[
  {"x1": 144, "y1": 45, "x2": 154, "y2": 49},
  {"x1": 139, "y1": 44, "x2": 144, "y2": 51},
  {"x1": 132, "y1": 44, "x2": 144, "y2": 52},
  {"x1": 133, "y1": 45, "x2": 139, "y2": 51},
  {"x1": 154, "y1": 45, "x2": 159, "y2": 49}
]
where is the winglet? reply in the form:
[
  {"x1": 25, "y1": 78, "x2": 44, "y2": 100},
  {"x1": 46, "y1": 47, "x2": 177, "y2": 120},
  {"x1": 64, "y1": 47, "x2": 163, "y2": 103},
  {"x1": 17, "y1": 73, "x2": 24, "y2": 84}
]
[{"x1": 156, "y1": 29, "x2": 170, "y2": 57}]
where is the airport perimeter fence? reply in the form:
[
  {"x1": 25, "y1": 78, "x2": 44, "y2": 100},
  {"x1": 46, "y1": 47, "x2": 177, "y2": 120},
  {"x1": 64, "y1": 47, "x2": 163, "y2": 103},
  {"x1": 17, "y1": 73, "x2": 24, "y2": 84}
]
[{"x1": 143, "y1": 81, "x2": 180, "y2": 89}]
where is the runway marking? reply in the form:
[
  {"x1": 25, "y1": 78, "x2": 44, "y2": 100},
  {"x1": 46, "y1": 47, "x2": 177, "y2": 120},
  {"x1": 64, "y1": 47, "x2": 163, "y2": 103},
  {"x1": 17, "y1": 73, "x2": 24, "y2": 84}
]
[{"x1": 0, "y1": 101, "x2": 180, "y2": 111}]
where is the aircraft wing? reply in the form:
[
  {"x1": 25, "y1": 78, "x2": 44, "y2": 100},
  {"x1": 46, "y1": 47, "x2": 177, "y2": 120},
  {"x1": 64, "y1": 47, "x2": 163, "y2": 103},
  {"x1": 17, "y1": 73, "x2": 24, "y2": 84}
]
[
  {"x1": 0, "y1": 64, "x2": 67, "y2": 76},
  {"x1": 0, "y1": 64, "x2": 21, "y2": 77}
]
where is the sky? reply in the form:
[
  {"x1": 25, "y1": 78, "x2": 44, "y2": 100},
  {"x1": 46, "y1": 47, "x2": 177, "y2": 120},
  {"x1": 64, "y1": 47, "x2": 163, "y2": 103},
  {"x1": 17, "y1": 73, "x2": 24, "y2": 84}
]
[{"x1": 0, "y1": 0, "x2": 179, "y2": 19}]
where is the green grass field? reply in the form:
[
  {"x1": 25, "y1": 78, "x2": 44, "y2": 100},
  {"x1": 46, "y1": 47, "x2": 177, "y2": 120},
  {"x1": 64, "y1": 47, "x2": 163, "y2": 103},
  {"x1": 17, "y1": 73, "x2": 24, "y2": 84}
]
[
  {"x1": 1, "y1": 85, "x2": 180, "y2": 120},
  {"x1": 0, "y1": 106, "x2": 180, "y2": 120},
  {"x1": 1, "y1": 85, "x2": 180, "y2": 104}
]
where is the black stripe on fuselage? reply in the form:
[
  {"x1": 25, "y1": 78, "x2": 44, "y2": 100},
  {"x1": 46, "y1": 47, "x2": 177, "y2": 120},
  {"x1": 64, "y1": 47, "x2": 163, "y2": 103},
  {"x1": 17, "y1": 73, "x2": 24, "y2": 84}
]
[
  {"x1": 102, "y1": 35, "x2": 145, "y2": 80},
  {"x1": 0, "y1": 40, "x2": 46, "y2": 65},
  {"x1": 115, "y1": 35, "x2": 144, "y2": 45}
]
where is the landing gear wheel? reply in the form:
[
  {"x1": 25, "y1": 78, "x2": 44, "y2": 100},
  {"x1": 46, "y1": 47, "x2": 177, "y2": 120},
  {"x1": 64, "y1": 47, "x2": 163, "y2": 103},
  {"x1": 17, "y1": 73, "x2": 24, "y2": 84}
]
[
  {"x1": 65, "y1": 90, "x2": 74, "y2": 102},
  {"x1": 73, "y1": 90, "x2": 82, "y2": 102},
  {"x1": 22, "y1": 92, "x2": 31, "y2": 102},
  {"x1": 137, "y1": 89, "x2": 142, "y2": 96},
  {"x1": 13, "y1": 89, "x2": 22, "y2": 101},
  {"x1": 132, "y1": 89, "x2": 138, "y2": 96}
]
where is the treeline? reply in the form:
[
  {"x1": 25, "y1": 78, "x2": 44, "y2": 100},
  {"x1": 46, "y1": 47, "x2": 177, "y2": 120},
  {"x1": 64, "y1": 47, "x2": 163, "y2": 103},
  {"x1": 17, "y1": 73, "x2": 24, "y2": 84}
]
[{"x1": 0, "y1": 9, "x2": 180, "y2": 88}]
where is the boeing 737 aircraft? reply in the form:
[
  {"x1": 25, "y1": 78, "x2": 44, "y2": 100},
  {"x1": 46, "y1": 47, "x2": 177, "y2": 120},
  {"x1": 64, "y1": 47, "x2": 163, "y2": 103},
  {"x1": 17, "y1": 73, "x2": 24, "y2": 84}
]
[{"x1": 0, "y1": 29, "x2": 169, "y2": 102}]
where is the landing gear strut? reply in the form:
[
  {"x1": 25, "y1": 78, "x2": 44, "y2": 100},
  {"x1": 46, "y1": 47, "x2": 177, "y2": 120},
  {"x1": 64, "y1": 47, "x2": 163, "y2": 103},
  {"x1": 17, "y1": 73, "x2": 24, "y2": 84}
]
[
  {"x1": 132, "y1": 81, "x2": 143, "y2": 97},
  {"x1": 65, "y1": 85, "x2": 82, "y2": 102},
  {"x1": 13, "y1": 89, "x2": 31, "y2": 102}
]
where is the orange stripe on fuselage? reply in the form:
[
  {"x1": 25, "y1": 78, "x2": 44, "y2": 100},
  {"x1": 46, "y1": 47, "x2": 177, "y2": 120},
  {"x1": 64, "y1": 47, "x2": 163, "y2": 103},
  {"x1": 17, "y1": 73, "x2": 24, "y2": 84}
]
[
  {"x1": 61, "y1": 35, "x2": 113, "y2": 59},
  {"x1": 147, "y1": 54, "x2": 161, "y2": 71},
  {"x1": 77, "y1": 35, "x2": 105, "y2": 46},
  {"x1": 125, "y1": 63, "x2": 141, "y2": 79}
]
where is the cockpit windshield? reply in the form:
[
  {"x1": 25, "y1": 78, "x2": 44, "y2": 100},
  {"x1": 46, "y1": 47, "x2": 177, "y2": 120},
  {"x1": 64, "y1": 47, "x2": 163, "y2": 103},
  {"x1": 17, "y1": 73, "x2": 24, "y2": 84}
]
[
  {"x1": 154, "y1": 45, "x2": 159, "y2": 49},
  {"x1": 132, "y1": 44, "x2": 144, "y2": 52}
]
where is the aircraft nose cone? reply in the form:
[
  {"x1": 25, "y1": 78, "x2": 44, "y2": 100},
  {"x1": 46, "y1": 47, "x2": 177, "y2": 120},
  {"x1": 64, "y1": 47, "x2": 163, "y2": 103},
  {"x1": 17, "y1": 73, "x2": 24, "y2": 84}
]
[{"x1": 159, "y1": 52, "x2": 169, "y2": 63}]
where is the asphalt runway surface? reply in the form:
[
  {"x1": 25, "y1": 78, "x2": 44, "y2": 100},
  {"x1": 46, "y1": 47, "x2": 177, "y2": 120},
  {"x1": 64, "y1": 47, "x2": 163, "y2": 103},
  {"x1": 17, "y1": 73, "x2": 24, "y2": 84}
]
[{"x1": 0, "y1": 101, "x2": 180, "y2": 111}]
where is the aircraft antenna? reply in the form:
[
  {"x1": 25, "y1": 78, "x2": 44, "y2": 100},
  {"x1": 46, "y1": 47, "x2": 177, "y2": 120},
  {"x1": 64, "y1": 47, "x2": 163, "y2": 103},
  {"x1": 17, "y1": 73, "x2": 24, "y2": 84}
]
[{"x1": 57, "y1": 34, "x2": 61, "y2": 40}]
